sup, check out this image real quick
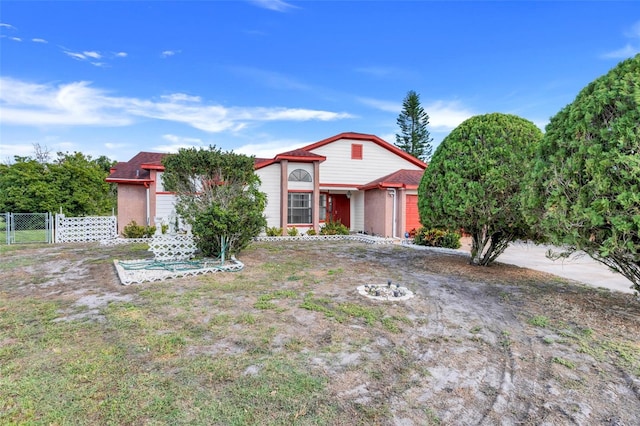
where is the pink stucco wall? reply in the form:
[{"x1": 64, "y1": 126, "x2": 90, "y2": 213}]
[
  {"x1": 364, "y1": 189, "x2": 392, "y2": 237},
  {"x1": 117, "y1": 185, "x2": 147, "y2": 235}
]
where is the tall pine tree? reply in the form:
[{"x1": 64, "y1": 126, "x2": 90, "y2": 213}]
[{"x1": 395, "y1": 90, "x2": 433, "y2": 161}]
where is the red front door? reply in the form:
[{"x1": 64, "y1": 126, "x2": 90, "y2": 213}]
[
  {"x1": 329, "y1": 194, "x2": 350, "y2": 228},
  {"x1": 405, "y1": 195, "x2": 421, "y2": 232}
]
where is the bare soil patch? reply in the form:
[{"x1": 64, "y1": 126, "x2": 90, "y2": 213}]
[{"x1": 1, "y1": 240, "x2": 639, "y2": 425}]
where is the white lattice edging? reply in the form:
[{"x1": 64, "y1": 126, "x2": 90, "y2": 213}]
[
  {"x1": 254, "y1": 234, "x2": 396, "y2": 244},
  {"x1": 114, "y1": 257, "x2": 244, "y2": 285},
  {"x1": 148, "y1": 234, "x2": 198, "y2": 261}
]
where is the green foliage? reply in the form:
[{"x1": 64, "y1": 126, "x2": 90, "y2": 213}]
[
  {"x1": 395, "y1": 90, "x2": 433, "y2": 161},
  {"x1": 525, "y1": 54, "x2": 640, "y2": 294},
  {"x1": 265, "y1": 226, "x2": 283, "y2": 236},
  {"x1": 419, "y1": 113, "x2": 543, "y2": 265},
  {"x1": 528, "y1": 315, "x2": 550, "y2": 328},
  {"x1": 413, "y1": 227, "x2": 461, "y2": 249},
  {"x1": 0, "y1": 152, "x2": 116, "y2": 215},
  {"x1": 305, "y1": 228, "x2": 317, "y2": 236},
  {"x1": 161, "y1": 146, "x2": 267, "y2": 259},
  {"x1": 319, "y1": 219, "x2": 349, "y2": 235},
  {"x1": 552, "y1": 357, "x2": 576, "y2": 370},
  {"x1": 287, "y1": 227, "x2": 299, "y2": 236},
  {"x1": 122, "y1": 221, "x2": 156, "y2": 239}
]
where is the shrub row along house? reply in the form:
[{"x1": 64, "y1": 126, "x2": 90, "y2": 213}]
[{"x1": 106, "y1": 132, "x2": 426, "y2": 238}]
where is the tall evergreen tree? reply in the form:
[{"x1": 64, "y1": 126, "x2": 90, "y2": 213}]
[{"x1": 395, "y1": 90, "x2": 433, "y2": 161}]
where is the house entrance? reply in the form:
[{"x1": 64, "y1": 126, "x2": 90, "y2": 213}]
[{"x1": 327, "y1": 194, "x2": 350, "y2": 228}]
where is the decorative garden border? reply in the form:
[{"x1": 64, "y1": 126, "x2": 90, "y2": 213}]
[{"x1": 254, "y1": 234, "x2": 396, "y2": 244}]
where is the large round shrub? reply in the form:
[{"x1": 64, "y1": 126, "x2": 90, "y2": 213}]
[
  {"x1": 526, "y1": 54, "x2": 640, "y2": 294},
  {"x1": 419, "y1": 113, "x2": 543, "y2": 265}
]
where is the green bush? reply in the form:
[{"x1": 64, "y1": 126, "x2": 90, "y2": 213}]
[
  {"x1": 265, "y1": 226, "x2": 282, "y2": 236},
  {"x1": 122, "y1": 220, "x2": 155, "y2": 238},
  {"x1": 319, "y1": 220, "x2": 349, "y2": 235},
  {"x1": 414, "y1": 227, "x2": 461, "y2": 249},
  {"x1": 305, "y1": 229, "x2": 317, "y2": 236}
]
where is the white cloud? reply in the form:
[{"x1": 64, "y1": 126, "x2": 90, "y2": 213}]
[
  {"x1": 63, "y1": 49, "x2": 124, "y2": 66},
  {"x1": 252, "y1": 107, "x2": 352, "y2": 121},
  {"x1": 161, "y1": 93, "x2": 202, "y2": 103},
  {"x1": 602, "y1": 20, "x2": 640, "y2": 59},
  {"x1": 235, "y1": 139, "x2": 308, "y2": 158},
  {"x1": 358, "y1": 96, "x2": 474, "y2": 131},
  {"x1": 155, "y1": 134, "x2": 206, "y2": 153},
  {"x1": 32, "y1": 38, "x2": 48, "y2": 43},
  {"x1": 64, "y1": 51, "x2": 87, "y2": 60},
  {"x1": 104, "y1": 142, "x2": 128, "y2": 150},
  {"x1": 249, "y1": 0, "x2": 297, "y2": 12},
  {"x1": 0, "y1": 78, "x2": 131, "y2": 126},
  {"x1": 601, "y1": 43, "x2": 639, "y2": 59},
  {"x1": 0, "y1": 77, "x2": 353, "y2": 133},
  {"x1": 625, "y1": 20, "x2": 640, "y2": 38},
  {"x1": 357, "y1": 97, "x2": 400, "y2": 113},
  {"x1": 0, "y1": 23, "x2": 16, "y2": 30},
  {"x1": 9, "y1": 37, "x2": 22, "y2": 42},
  {"x1": 83, "y1": 51, "x2": 102, "y2": 59},
  {"x1": 425, "y1": 101, "x2": 475, "y2": 130},
  {"x1": 161, "y1": 50, "x2": 180, "y2": 58},
  {"x1": 162, "y1": 134, "x2": 204, "y2": 144}
]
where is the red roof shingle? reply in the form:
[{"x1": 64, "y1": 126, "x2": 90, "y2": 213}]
[
  {"x1": 359, "y1": 169, "x2": 425, "y2": 190},
  {"x1": 106, "y1": 152, "x2": 167, "y2": 182}
]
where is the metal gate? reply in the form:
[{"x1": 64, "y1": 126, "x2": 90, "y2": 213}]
[{"x1": 3, "y1": 212, "x2": 53, "y2": 245}]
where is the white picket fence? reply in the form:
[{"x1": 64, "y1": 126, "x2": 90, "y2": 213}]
[{"x1": 54, "y1": 214, "x2": 118, "y2": 243}]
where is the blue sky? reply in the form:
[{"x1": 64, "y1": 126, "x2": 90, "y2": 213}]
[{"x1": 1, "y1": 1, "x2": 639, "y2": 163}]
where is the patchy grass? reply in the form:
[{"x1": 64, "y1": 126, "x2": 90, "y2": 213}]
[{"x1": 1, "y1": 240, "x2": 639, "y2": 425}]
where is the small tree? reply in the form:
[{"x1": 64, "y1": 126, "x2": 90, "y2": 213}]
[
  {"x1": 161, "y1": 146, "x2": 267, "y2": 260},
  {"x1": 525, "y1": 54, "x2": 640, "y2": 294},
  {"x1": 418, "y1": 113, "x2": 543, "y2": 265},
  {"x1": 395, "y1": 90, "x2": 433, "y2": 161}
]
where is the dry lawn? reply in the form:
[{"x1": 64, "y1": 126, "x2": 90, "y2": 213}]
[{"x1": 1, "y1": 240, "x2": 639, "y2": 425}]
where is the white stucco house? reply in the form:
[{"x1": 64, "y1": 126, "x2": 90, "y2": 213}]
[{"x1": 106, "y1": 132, "x2": 427, "y2": 238}]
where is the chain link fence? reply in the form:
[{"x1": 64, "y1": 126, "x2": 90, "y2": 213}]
[{"x1": 2, "y1": 213, "x2": 53, "y2": 245}]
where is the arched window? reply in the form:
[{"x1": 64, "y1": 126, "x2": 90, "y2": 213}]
[{"x1": 288, "y1": 169, "x2": 312, "y2": 182}]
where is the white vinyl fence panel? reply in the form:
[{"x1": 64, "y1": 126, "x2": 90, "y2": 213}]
[{"x1": 54, "y1": 214, "x2": 117, "y2": 243}]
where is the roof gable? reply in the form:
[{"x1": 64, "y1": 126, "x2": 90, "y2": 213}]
[
  {"x1": 255, "y1": 149, "x2": 327, "y2": 169},
  {"x1": 302, "y1": 132, "x2": 427, "y2": 169}
]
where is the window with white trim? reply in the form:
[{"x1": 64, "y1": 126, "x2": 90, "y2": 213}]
[
  {"x1": 288, "y1": 169, "x2": 312, "y2": 182},
  {"x1": 288, "y1": 192, "x2": 312, "y2": 224},
  {"x1": 319, "y1": 194, "x2": 327, "y2": 221}
]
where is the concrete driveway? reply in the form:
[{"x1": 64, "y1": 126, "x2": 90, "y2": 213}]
[{"x1": 496, "y1": 241, "x2": 635, "y2": 295}]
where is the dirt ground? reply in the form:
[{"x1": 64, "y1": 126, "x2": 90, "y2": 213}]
[{"x1": 2, "y1": 240, "x2": 640, "y2": 425}]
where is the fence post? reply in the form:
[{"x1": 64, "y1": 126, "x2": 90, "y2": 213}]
[
  {"x1": 8, "y1": 213, "x2": 13, "y2": 245},
  {"x1": 54, "y1": 213, "x2": 60, "y2": 244},
  {"x1": 48, "y1": 212, "x2": 53, "y2": 244}
]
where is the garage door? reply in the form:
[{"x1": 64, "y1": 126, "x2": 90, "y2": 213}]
[{"x1": 405, "y1": 195, "x2": 421, "y2": 232}]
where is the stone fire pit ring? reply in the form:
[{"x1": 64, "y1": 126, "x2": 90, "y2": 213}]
[{"x1": 357, "y1": 281, "x2": 414, "y2": 301}]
